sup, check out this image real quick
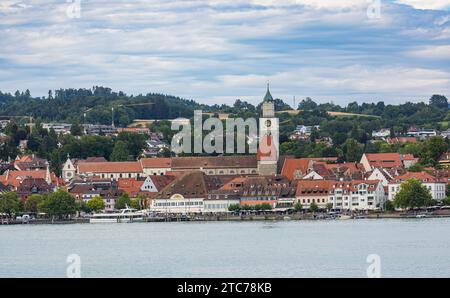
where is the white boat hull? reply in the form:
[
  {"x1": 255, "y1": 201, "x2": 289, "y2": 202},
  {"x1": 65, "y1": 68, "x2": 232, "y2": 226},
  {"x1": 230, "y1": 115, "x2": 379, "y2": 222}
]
[{"x1": 90, "y1": 217, "x2": 145, "y2": 223}]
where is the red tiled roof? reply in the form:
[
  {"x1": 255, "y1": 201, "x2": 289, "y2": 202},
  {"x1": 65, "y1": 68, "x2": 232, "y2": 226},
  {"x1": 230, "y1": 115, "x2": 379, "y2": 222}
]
[
  {"x1": 118, "y1": 178, "x2": 145, "y2": 197},
  {"x1": 365, "y1": 153, "x2": 403, "y2": 168},
  {"x1": 281, "y1": 159, "x2": 312, "y2": 180},
  {"x1": 172, "y1": 156, "x2": 257, "y2": 170},
  {"x1": 0, "y1": 170, "x2": 47, "y2": 188},
  {"x1": 78, "y1": 162, "x2": 143, "y2": 174},
  {"x1": 391, "y1": 172, "x2": 441, "y2": 183},
  {"x1": 281, "y1": 158, "x2": 339, "y2": 180},
  {"x1": 149, "y1": 175, "x2": 176, "y2": 191},
  {"x1": 296, "y1": 179, "x2": 380, "y2": 196},
  {"x1": 140, "y1": 158, "x2": 172, "y2": 168},
  {"x1": 296, "y1": 180, "x2": 334, "y2": 196}
]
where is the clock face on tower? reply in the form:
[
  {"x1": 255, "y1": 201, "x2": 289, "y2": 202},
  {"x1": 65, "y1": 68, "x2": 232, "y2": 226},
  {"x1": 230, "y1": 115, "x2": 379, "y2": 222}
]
[{"x1": 265, "y1": 119, "x2": 272, "y2": 128}]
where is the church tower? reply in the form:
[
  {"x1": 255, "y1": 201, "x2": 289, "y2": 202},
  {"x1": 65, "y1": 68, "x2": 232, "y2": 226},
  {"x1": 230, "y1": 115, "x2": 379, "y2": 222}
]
[{"x1": 258, "y1": 83, "x2": 279, "y2": 176}]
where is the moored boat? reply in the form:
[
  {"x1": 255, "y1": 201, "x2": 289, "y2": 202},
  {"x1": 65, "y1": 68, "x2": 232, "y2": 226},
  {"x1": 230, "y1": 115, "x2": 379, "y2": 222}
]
[{"x1": 90, "y1": 207, "x2": 147, "y2": 223}]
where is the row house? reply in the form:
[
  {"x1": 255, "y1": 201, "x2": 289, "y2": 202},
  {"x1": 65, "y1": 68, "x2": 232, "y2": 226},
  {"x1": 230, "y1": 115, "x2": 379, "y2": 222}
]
[
  {"x1": 296, "y1": 180, "x2": 385, "y2": 211},
  {"x1": 329, "y1": 180, "x2": 385, "y2": 211},
  {"x1": 226, "y1": 176, "x2": 296, "y2": 209},
  {"x1": 16, "y1": 178, "x2": 53, "y2": 200},
  {"x1": 406, "y1": 127, "x2": 437, "y2": 139},
  {"x1": 151, "y1": 173, "x2": 297, "y2": 214},
  {"x1": 372, "y1": 128, "x2": 391, "y2": 139},
  {"x1": 0, "y1": 168, "x2": 60, "y2": 201},
  {"x1": 171, "y1": 156, "x2": 258, "y2": 176},
  {"x1": 42, "y1": 123, "x2": 72, "y2": 135},
  {"x1": 367, "y1": 167, "x2": 403, "y2": 187},
  {"x1": 117, "y1": 175, "x2": 175, "y2": 198},
  {"x1": 360, "y1": 153, "x2": 418, "y2": 172},
  {"x1": 13, "y1": 155, "x2": 49, "y2": 171},
  {"x1": 0, "y1": 169, "x2": 60, "y2": 190},
  {"x1": 76, "y1": 161, "x2": 143, "y2": 180},
  {"x1": 296, "y1": 180, "x2": 333, "y2": 210},
  {"x1": 62, "y1": 157, "x2": 107, "y2": 181},
  {"x1": 67, "y1": 178, "x2": 123, "y2": 212},
  {"x1": 139, "y1": 158, "x2": 171, "y2": 176},
  {"x1": 434, "y1": 169, "x2": 450, "y2": 184},
  {"x1": 281, "y1": 157, "x2": 338, "y2": 180},
  {"x1": 83, "y1": 124, "x2": 118, "y2": 136},
  {"x1": 388, "y1": 172, "x2": 446, "y2": 202},
  {"x1": 63, "y1": 156, "x2": 259, "y2": 182},
  {"x1": 150, "y1": 172, "x2": 233, "y2": 214},
  {"x1": 302, "y1": 162, "x2": 365, "y2": 181}
]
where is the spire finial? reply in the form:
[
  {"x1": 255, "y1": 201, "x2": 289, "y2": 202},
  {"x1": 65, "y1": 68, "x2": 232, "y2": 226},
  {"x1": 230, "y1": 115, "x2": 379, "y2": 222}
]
[{"x1": 267, "y1": 80, "x2": 270, "y2": 91}]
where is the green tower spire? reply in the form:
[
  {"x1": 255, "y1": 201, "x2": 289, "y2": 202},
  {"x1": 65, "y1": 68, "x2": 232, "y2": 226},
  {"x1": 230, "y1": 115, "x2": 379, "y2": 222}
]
[{"x1": 263, "y1": 81, "x2": 274, "y2": 102}]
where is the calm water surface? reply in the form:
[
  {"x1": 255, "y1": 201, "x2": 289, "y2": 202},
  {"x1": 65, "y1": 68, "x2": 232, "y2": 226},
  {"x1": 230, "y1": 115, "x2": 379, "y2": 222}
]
[{"x1": 1, "y1": 219, "x2": 449, "y2": 277}]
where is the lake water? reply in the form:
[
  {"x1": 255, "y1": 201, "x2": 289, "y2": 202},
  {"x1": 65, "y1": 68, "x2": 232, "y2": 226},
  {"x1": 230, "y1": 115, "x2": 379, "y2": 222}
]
[{"x1": 1, "y1": 219, "x2": 450, "y2": 278}]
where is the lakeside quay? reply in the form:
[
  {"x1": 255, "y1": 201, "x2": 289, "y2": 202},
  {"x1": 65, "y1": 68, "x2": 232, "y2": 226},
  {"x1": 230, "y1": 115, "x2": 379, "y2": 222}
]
[{"x1": 2, "y1": 209, "x2": 450, "y2": 225}]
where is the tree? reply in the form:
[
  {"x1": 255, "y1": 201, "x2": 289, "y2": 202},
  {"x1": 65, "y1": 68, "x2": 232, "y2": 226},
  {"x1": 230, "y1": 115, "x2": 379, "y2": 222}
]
[
  {"x1": 294, "y1": 202, "x2": 303, "y2": 212},
  {"x1": 38, "y1": 190, "x2": 78, "y2": 219},
  {"x1": 254, "y1": 203, "x2": 272, "y2": 211},
  {"x1": 130, "y1": 198, "x2": 141, "y2": 210},
  {"x1": 419, "y1": 137, "x2": 448, "y2": 165},
  {"x1": 228, "y1": 204, "x2": 241, "y2": 212},
  {"x1": 408, "y1": 163, "x2": 424, "y2": 172},
  {"x1": 343, "y1": 138, "x2": 364, "y2": 162},
  {"x1": 86, "y1": 197, "x2": 105, "y2": 213},
  {"x1": 429, "y1": 94, "x2": 448, "y2": 109},
  {"x1": 0, "y1": 192, "x2": 22, "y2": 217},
  {"x1": 393, "y1": 179, "x2": 434, "y2": 209},
  {"x1": 384, "y1": 200, "x2": 395, "y2": 212},
  {"x1": 115, "y1": 193, "x2": 130, "y2": 210},
  {"x1": 309, "y1": 202, "x2": 319, "y2": 212},
  {"x1": 326, "y1": 203, "x2": 333, "y2": 212},
  {"x1": 443, "y1": 197, "x2": 450, "y2": 206},
  {"x1": 70, "y1": 121, "x2": 83, "y2": 136},
  {"x1": 116, "y1": 132, "x2": 147, "y2": 158},
  {"x1": 110, "y1": 140, "x2": 130, "y2": 161},
  {"x1": 24, "y1": 194, "x2": 44, "y2": 213},
  {"x1": 298, "y1": 97, "x2": 317, "y2": 110},
  {"x1": 78, "y1": 201, "x2": 91, "y2": 214}
]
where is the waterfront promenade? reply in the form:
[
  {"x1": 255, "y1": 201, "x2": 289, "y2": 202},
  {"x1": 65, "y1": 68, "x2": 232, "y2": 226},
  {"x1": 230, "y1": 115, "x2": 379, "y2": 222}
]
[{"x1": 2, "y1": 209, "x2": 450, "y2": 225}]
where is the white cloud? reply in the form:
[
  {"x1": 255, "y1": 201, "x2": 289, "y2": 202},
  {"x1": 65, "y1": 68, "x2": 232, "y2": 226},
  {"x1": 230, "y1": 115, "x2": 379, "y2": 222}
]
[
  {"x1": 0, "y1": 0, "x2": 449, "y2": 105},
  {"x1": 407, "y1": 45, "x2": 450, "y2": 59},
  {"x1": 395, "y1": 0, "x2": 450, "y2": 10}
]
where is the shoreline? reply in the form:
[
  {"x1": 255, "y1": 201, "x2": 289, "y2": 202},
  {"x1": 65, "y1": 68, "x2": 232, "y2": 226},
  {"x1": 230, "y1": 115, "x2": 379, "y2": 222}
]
[{"x1": 2, "y1": 212, "x2": 450, "y2": 225}]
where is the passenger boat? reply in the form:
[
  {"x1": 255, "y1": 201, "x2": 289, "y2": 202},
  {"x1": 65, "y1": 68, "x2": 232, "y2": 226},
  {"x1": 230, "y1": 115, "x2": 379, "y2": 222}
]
[
  {"x1": 90, "y1": 207, "x2": 147, "y2": 223},
  {"x1": 338, "y1": 215, "x2": 352, "y2": 220}
]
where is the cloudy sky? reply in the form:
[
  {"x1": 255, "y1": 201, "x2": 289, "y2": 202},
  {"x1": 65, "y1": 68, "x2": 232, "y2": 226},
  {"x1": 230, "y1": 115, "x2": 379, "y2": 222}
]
[{"x1": 1, "y1": 0, "x2": 450, "y2": 106}]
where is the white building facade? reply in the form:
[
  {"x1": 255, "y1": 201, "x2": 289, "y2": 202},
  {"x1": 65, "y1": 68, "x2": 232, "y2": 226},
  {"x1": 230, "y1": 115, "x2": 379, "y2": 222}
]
[
  {"x1": 329, "y1": 181, "x2": 386, "y2": 211},
  {"x1": 388, "y1": 172, "x2": 446, "y2": 202},
  {"x1": 150, "y1": 194, "x2": 204, "y2": 214}
]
